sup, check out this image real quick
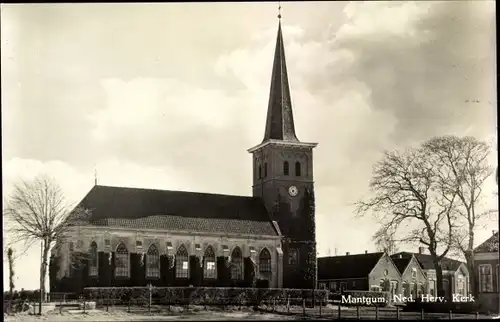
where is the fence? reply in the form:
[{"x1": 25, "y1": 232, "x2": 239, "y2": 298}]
[{"x1": 3, "y1": 290, "x2": 491, "y2": 320}]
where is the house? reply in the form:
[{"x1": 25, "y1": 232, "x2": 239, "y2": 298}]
[
  {"x1": 50, "y1": 16, "x2": 318, "y2": 293},
  {"x1": 390, "y1": 253, "x2": 427, "y2": 298},
  {"x1": 473, "y1": 231, "x2": 499, "y2": 314},
  {"x1": 317, "y1": 252, "x2": 401, "y2": 295},
  {"x1": 393, "y1": 248, "x2": 469, "y2": 298}
]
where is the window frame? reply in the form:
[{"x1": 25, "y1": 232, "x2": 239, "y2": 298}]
[
  {"x1": 175, "y1": 245, "x2": 190, "y2": 279},
  {"x1": 145, "y1": 244, "x2": 160, "y2": 279},
  {"x1": 258, "y1": 248, "x2": 272, "y2": 274},
  {"x1": 203, "y1": 246, "x2": 217, "y2": 279},
  {"x1": 115, "y1": 243, "x2": 130, "y2": 278}
]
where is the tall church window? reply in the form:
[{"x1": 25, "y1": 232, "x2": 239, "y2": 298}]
[
  {"x1": 203, "y1": 246, "x2": 216, "y2": 279},
  {"x1": 259, "y1": 248, "x2": 271, "y2": 274},
  {"x1": 89, "y1": 241, "x2": 98, "y2": 277},
  {"x1": 283, "y1": 161, "x2": 289, "y2": 176},
  {"x1": 176, "y1": 244, "x2": 189, "y2": 279},
  {"x1": 230, "y1": 247, "x2": 243, "y2": 280},
  {"x1": 146, "y1": 244, "x2": 160, "y2": 279},
  {"x1": 264, "y1": 162, "x2": 268, "y2": 177},
  {"x1": 295, "y1": 161, "x2": 301, "y2": 176},
  {"x1": 115, "y1": 243, "x2": 129, "y2": 278},
  {"x1": 479, "y1": 264, "x2": 493, "y2": 292}
]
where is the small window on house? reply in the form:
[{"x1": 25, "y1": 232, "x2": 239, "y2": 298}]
[
  {"x1": 76, "y1": 240, "x2": 83, "y2": 249},
  {"x1": 340, "y1": 282, "x2": 347, "y2": 291},
  {"x1": 330, "y1": 281, "x2": 337, "y2": 291},
  {"x1": 104, "y1": 239, "x2": 111, "y2": 247},
  {"x1": 195, "y1": 244, "x2": 201, "y2": 251},
  {"x1": 319, "y1": 283, "x2": 326, "y2": 289},
  {"x1": 166, "y1": 242, "x2": 173, "y2": 250},
  {"x1": 69, "y1": 242, "x2": 74, "y2": 252},
  {"x1": 136, "y1": 240, "x2": 143, "y2": 248},
  {"x1": 412, "y1": 267, "x2": 417, "y2": 278},
  {"x1": 295, "y1": 161, "x2": 301, "y2": 177},
  {"x1": 283, "y1": 161, "x2": 289, "y2": 176},
  {"x1": 479, "y1": 264, "x2": 493, "y2": 292},
  {"x1": 288, "y1": 248, "x2": 298, "y2": 265}
]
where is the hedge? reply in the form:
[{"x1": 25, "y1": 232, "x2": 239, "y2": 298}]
[
  {"x1": 83, "y1": 287, "x2": 328, "y2": 306},
  {"x1": 403, "y1": 298, "x2": 481, "y2": 313},
  {"x1": 330, "y1": 290, "x2": 390, "y2": 307}
]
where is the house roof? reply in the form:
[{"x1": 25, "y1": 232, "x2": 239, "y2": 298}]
[
  {"x1": 75, "y1": 185, "x2": 278, "y2": 236},
  {"x1": 392, "y1": 252, "x2": 464, "y2": 271},
  {"x1": 390, "y1": 254, "x2": 412, "y2": 274},
  {"x1": 318, "y1": 252, "x2": 384, "y2": 280},
  {"x1": 474, "y1": 232, "x2": 499, "y2": 253}
]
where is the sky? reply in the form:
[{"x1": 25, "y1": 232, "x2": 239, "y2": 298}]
[{"x1": 1, "y1": 1, "x2": 497, "y2": 291}]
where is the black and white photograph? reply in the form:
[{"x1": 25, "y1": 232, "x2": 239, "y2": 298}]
[{"x1": 1, "y1": 1, "x2": 498, "y2": 320}]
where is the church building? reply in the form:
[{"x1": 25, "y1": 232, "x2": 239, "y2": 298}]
[{"x1": 50, "y1": 17, "x2": 318, "y2": 293}]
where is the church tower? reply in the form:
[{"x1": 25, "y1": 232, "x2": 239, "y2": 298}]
[{"x1": 248, "y1": 14, "x2": 318, "y2": 289}]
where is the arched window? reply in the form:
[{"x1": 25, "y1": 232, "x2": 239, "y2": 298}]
[
  {"x1": 176, "y1": 244, "x2": 189, "y2": 279},
  {"x1": 295, "y1": 161, "x2": 301, "y2": 177},
  {"x1": 115, "y1": 243, "x2": 129, "y2": 278},
  {"x1": 283, "y1": 161, "x2": 289, "y2": 176},
  {"x1": 264, "y1": 162, "x2": 268, "y2": 177},
  {"x1": 89, "y1": 241, "x2": 98, "y2": 277},
  {"x1": 230, "y1": 247, "x2": 243, "y2": 280},
  {"x1": 259, "y1": 248, "x2": 271, "y2": 274},
  {"x1": 258, "y1": 165, "x2": 262, "y2": 179},
  {"x1": 203, "y1": 246, "x2": 216, "y2": 279},
  {"x1": 146, "y1": 244, "x2": 160, "y2": 279}
]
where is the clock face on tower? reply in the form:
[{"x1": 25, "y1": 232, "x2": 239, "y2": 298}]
[{"x1": 288, "y1": 185, "x2": 299, "y2": 197}]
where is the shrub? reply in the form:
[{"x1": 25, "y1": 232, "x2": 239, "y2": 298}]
[
  {"x1": 403, "y1": 298, "x2": 481, "y2": 313},
  {"x1": 83, "y1": 286, "x2": 328, "y2": 306},
  {"x1": 331, "y1": 290, "x2": 390, "y2": 307}
]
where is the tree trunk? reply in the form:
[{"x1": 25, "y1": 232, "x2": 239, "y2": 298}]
[
  {"x1": 40, "y1": 238, "x2": 50, "y2": 304},
  {"x1": 465, "y1": 252, "x2": 477, "y2": 296},
  {"x1": 433, "y1": 260, "x2": 446, "y2": 298}
]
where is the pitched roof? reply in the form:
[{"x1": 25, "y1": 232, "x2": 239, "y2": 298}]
[
  {"x1": 318, "y1": 252, "x2": 384, "y2": 280},
  {"x1": 75, "y1": 185, "x2": 278, "y2": 236},
  {"x1": 390, "y1": 254, "x2": 412, "y2": 274},
  {"x1": 393, "y1": 251, "x2": 464, "y2": 271},
  {"x1": 263, "y1": 20, "x2": 299, "y2": 143},
  {"x1": 474, "y1": 232, "x2": 499, "y2": 253}
]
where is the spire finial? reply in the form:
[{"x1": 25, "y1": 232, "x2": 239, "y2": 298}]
[{"x1": 278, "y1": 1, "x2": 281, "y2": 19}]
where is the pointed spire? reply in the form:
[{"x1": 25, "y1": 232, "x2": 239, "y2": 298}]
[{"x1": 262, "y1": 12, "x2": 299, "y2": 143}]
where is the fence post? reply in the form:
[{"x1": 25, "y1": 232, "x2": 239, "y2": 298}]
[
  {"x1": 421, "y1": 309, "x2": 424, "y2": 320},
  {"x1": 319, "y1": 298, "x2": 322, "y2": 317},
  {"x1": 83, "y1": 298, "x2": 86, "y2": 314},
  {"x1": 396, "y1": 305, "x2": 400, "y2": 320},
  {"x1": 106, "y1": 296, "x2": 109, "y2": 312},
  {"x1": 59, "y1": 298, "x2": 62, "y2": 314},
  {"x1": 449, "y1": 310, "x2": 452, "y2": 320},
  {"x1": 273, "y1": 298, "x2": 276, "y2": 312},
  {"x1": 302, "y1": 298, "x2": 306, "y2": 316},
  {"x1": 475, "y1": 312, "x2": 479, "y2": 320},
  {"x1": 338, "y1": 302, "x2": 341, "y2": 319},
  {"x1": 286, "y1": 295, "x2": 290, "y2": 313},
  {"x1": 356, "y1": 305, "x2": 360, "y2": 319},
  {"x1": 375, "y1": 305, "x2": 379, "y2": 320},
  {"x1": 148, "y1": 283, "x2": 152, "y2": 314},
  {"x1": 128, "y1": 299, "x2": 131, "y2": 313}
]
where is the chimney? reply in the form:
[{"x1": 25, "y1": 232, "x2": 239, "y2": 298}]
[
  {"x1": 365, "y1": 250, "x2": 368, "y2": 254},
  {"x1": 419, "y1": 247, "x2": 425, "y2": 254},
  {"x1": 493, "y1": 230, "x2": 497, "y2": 236},
  {"x1": 346, "y1": 252, "x2": 350, "y2": 256},
  {"x1": 399, "y1": 254, "x2": 402, "y2": 259}
]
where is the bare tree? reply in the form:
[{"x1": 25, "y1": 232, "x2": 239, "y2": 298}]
[
  {"x1": 423, "y1": 136, "x2": 496, "y2": 296},
  {"x1": 3, "y1": 175, "x2": 89, "y2": 312},
  {"x1": 355, "y1": 147, "x2": 457, "y2": 297},
  {"x1": 373, "y1": 227, "x2": 399, "y2": 255}
]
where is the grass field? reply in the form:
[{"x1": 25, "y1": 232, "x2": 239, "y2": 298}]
[{"x1": 4, "y1": 304, "x2": 496, "y2": 321}]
